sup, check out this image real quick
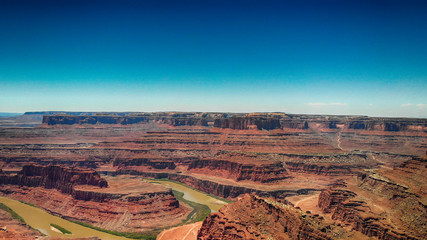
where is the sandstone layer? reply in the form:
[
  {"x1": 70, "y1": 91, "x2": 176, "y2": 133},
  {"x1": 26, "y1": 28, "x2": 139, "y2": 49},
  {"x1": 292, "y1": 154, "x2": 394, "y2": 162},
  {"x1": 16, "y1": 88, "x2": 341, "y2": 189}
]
[
  {"x1": 197, "y1": 194, "x2": 363, "y2": 240},
  {"x1": 0, "y1": 112, "x2": 426, "y2": 240},
  {"x1": 0, "y1": 166, "x2": 190, "y2": 232},
  {"x1": 317, "y1": 156, "x2": 427, "y2": 239}
]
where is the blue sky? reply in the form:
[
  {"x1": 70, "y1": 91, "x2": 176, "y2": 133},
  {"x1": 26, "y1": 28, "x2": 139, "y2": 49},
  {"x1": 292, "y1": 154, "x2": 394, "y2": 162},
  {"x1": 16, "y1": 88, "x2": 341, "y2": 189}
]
[{"x1": 1, "y1": 0, "x2": 426, "y2": 117}]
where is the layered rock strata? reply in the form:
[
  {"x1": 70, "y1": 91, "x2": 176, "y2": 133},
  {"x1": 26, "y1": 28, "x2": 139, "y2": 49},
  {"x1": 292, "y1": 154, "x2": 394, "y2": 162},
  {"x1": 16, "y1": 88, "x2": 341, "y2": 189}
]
[
  {"x1": 198, "y1": 194, "x2": 353, "y2": 240},
  {"x1": 0, "y1": 166, "x2": 189, "y2": 232},
  {"x1": 0, "y1": 165, "x2": 108, "y2": 195},
  {"x1": 318, "y1": 185, "x2": 419, "y2": 239},
  {"x1": 318, "y1": 156, "x2": 427, "y2": 240},
  {"x1": 114, "y1": 170, "x2": 304, "y2": 199},
  {"x1": 40, "y1": 112, "x2": 427, "y2": 134}
]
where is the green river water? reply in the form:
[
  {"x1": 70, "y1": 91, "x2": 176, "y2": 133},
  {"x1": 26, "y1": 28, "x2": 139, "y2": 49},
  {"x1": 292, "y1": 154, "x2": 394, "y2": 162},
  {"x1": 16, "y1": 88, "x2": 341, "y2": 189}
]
[{"x1": 148, "y1": 179, "x2": 228, "y2": 212}]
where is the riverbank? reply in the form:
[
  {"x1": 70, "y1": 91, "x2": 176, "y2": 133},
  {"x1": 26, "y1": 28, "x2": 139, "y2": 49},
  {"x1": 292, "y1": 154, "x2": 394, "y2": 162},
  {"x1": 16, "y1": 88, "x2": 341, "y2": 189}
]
[
  {"x1": 147, "y1": 179, "x2": 229, "y2": 212},
  {"x1": 0, "y1": 196, "x2": 131, "y2": 240},
  {"x1": 0, "y1": 177, "x2": 230, "y2": 240}
]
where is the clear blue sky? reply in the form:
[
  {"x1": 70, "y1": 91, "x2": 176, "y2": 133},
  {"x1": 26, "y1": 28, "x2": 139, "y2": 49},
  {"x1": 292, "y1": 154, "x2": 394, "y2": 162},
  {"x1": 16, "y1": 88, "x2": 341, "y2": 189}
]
[{"x1": 1, "y1": 0, "x2": 426, "y2": 117}]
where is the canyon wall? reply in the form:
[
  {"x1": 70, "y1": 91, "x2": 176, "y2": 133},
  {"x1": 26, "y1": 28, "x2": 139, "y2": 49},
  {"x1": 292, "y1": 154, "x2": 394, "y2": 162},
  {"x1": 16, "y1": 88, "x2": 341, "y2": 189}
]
[
  {"x1": 318, "y1": 186, "x2": 418, "y2": 239},
  {"x1": 317, "y1": 157, "x2": 426, "y2": 240},
  {"x1": 115, "y1": 170, "x2": 312, "y2": 200},
  {"x1": 41, "y1": 112, "x2": 227, "y2": 126},
  {"x1": 0, "y1": 185, "x2": 186, "y2": 232},
  {"x1": 0, "y1": 165, "x2": 108, "y2": 195},
  {"x1": 0, "y1": 165, "x2": 190, "y2": 232},
  {"x1": 213, "y1": 116, "x2": 281, "y2": 130},
  {"x1": 285, "y1": 162, "x2": 361, "y2": 175},
  {"x1": 197, "y1": 194, "x2": 352, "y2": 240},
  {"x1": 187, "y1": 159, "x2": 289, "y2": 182},
  {"x1": 40, "y1": 112, "x2": 427, "y2": 134}
]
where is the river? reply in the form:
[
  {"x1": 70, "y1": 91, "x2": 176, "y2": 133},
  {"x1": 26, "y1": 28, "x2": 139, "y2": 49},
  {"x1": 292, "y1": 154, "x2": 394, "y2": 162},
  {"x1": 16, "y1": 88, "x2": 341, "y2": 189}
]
[
  {"x1": 0, "y1": 179, "x2": 228, "y2": 239},
  {"x1": 148, "y1": 179, "x2": 228, "y2": 212},
  {"x1": 0, "y1": 196, "x2": 129, "y2": 240}
]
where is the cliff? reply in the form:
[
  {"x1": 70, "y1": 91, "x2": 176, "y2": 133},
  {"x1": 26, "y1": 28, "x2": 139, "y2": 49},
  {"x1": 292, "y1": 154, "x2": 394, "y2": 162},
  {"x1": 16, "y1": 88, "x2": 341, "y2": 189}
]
[
  {"x1": 43, "y1": 115, "x2": 150, "y2": 125},
  {"x1": 115, "y1": 170, "x2": 312, "y2": 200},
  {"x1": 318, "y1": 178, "x2": 423, "y2": 239},
  {"x1": 115, "y1": 154, "x2": 290, "y2": 183},
  {"x1": 280, "y1": 119, "x2": 309, "y2": 129},
  {"x1": 32, "y1": 112, "x2": 427, "y2": 134},
  {"x1": 187, "y1": 159, "x2": 289, "y2": 183},
  {"x1": 0, "y1": 165, "x2": 107, "y2": 195},
  {"x1": 0, "y1": 185, "x2": 187, "y2": 232},
  {"x1": 213, "y1": 113, "x2": 426, "y2": 132},
  {"x1": 213, "y1": 116, "x2": 281, "y2": 130},
  {"x1": 42, "y1": 112, "x2": 225, "y2": 126},
  {"x1": 197, "y1": 194, "x2": 352, "y2": 240},
  {"x1": 114, "y1": 157, "x2": 177, "y2": 171},
  {"x1": 285, "y1": 162, "x2": 359, "y2": 175},
  {"x1": 0, "y1": 171, "x2": 190, "y2": 232}
]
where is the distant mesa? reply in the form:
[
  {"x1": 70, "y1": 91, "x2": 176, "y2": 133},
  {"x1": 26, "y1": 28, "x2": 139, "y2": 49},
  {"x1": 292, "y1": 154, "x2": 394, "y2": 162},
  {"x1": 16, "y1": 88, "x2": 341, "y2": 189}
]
[{"x1": 31, "y1": 111, "x2": 427, "y2": 133}]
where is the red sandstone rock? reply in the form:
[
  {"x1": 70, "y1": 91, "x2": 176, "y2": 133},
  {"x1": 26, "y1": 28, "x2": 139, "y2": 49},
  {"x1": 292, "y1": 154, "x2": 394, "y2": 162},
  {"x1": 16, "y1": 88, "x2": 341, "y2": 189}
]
[
  {"x1": 0, "y1": 164, "x2": 107, "y2": 195},
  {"x1": 0, "y1": 167, "x2": 190, "y2": 232},
  {"x1": 197, "y1": 194, "x2": 353, "y2": 240},
  {"x1": 317, "y1": 158, "x2": 426, "y2": 240}
]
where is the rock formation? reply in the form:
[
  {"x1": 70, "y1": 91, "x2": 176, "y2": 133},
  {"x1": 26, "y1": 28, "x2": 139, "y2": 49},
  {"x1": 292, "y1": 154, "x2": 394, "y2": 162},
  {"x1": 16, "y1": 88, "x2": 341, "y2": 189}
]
[
  {"x1": 317, "y1": 157, "x2": 427, "y2": 239},
  {"x1": 1, "y1": 112, "x2": 426, "y2": 239},
  {"x1": 0, "y1": 166, "x2": 190, "y2": 232},
  {"x1": 39, "y1": 112, "x2": 427, "y2": 134},
  {"x1": 198, "y1": 194, "x2": 355, "y2": 240},
  {"x1": 0, "y1": 165, "x2": 107, "y2": 195}
]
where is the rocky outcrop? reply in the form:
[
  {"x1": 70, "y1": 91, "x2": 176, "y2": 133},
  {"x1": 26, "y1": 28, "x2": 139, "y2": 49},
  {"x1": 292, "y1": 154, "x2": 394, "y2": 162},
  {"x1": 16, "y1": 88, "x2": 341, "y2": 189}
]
[
  {"x1": 167, "y1": 118, "x2": 209, "y2": 126},
  {"x1": 198, "y1": 194, "x2": 346, "y2": 240},
  {"x1": 114, "y1": 157, "x2": 176, "y2": 170},
  {"x1": 169, "y1": 174, "x2": 263, "y2": 199},
  {"x1": 285, "y1": 162, "x2": 359, "y2": 175},
  {"x1": 42, "y1": 112, "x2": 225, "y2": 126},
  {"x1": 115, "y1": 155, "x2": 290, "y2": 183},
  {"x1": 317, "y1": 187, "x2": 357, "y2": 214},
  {"x1": 35, "y1": 112, "x2": 427, "y2": 134},
  {"x1": 115, "y1": 170, "x2": 309, "y2": 200},
  {"x1": 0, "y1": 168, "x2": 190, "y2": 232},
  {"x1": 187, "y1": 159, "x2": 289, "y2": 182},
  {"x1": 280, "y1": 119, "x2": 309, "y2": 129},
  {"x1": 318, "y1": 181, "x2": 421, "y2": 239},
  {"x1": 43, "y1": 115, "x2": 150, "y2": 125},
  {"x1": 213, "y1": 116, "x2": 281, "y2": 130},
  {"x1": 0, "y1": 185, "x2": 187, "y2": 232},
  {"x1": 347, "y1": 119, "x2": 427, "y2": 131},
  {"x1": 0, "y1": 165, "x2": 107, "y2": 195}
]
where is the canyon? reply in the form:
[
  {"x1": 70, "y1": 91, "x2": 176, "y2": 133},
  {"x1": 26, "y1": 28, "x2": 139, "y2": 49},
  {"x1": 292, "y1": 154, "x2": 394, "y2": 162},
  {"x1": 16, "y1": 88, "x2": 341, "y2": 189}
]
[
  {"x1": 0, "y1": 112, "x2": 425, "y2": 239},
  {"x1": 0, "y1": 165, "x2": 190, "y2": 233}
]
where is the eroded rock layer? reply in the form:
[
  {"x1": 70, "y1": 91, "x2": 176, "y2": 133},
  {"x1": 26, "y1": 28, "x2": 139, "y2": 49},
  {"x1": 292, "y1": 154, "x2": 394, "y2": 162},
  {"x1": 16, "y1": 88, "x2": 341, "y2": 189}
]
[
  {"x1": 0, "y1": 167, "x2": 189, "y2": 232},
  {"x1": 40, "y1": 112, "x2": 427, "y2": 134},
  {"x1": 1, "y1": 112, "x2": 426, "y2": 239},
  {"x1": 0, "y1": 164, "x2": 107, "y2": 195},
  {"x1": 197, "y1": 194, "x2": 357, "y2": 240},
  {"x1": 317, "y1": 156, "x2": 427, "y2": 239}
]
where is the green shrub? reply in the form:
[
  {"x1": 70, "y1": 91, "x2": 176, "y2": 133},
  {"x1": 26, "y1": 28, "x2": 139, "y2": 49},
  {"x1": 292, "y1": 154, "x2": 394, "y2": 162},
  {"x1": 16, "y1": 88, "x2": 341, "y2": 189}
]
[
  {"x1": 0, "y1": 203, "x2": 25, "y2": 223},
  {"x1": 70, "y1": 220, "x2": 157, "y2": 240},
  {"x1": 50, "y1": 223, "x2": 72, "y2": 234}
]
